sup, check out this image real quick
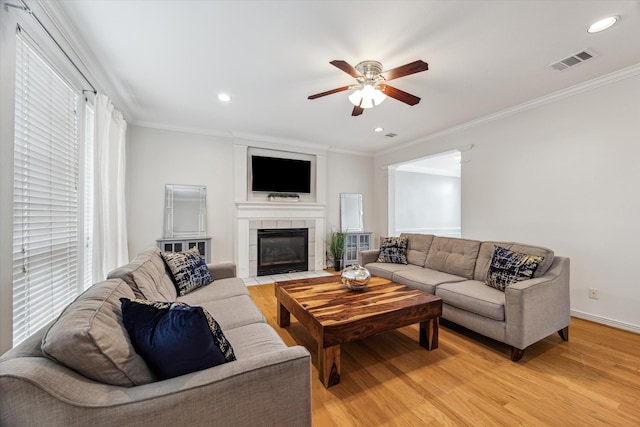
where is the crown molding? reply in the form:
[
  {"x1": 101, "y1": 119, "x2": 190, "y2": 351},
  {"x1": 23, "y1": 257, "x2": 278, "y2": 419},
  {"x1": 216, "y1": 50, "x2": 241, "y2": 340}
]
[
  {"x1": 129, "y1": 120, "x2": 234, "y2": 139},
  {"x1": 130, "y1": 121, "x2": 332, "y2": 155},
  {"x1": 327, "y1": 146, "x2": 374, "y2": 157},
  {"x1": 376, "y1": 62, "x2": 640, "y2": 158}
]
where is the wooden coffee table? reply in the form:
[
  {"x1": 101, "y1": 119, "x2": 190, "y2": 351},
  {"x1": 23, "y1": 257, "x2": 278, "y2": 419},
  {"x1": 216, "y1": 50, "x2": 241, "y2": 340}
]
[{"x1": 274, "y1": 275, "x2": 442, "y2": 387}]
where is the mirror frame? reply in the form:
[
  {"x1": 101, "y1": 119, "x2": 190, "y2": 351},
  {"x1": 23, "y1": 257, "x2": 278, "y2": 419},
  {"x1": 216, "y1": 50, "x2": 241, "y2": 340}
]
[
  {"x1": 164, "y1": 184, "x2": 207, "y2": 238},
  {"x1": 340, "y1": 193, "x2": 363, "y2": 232}
]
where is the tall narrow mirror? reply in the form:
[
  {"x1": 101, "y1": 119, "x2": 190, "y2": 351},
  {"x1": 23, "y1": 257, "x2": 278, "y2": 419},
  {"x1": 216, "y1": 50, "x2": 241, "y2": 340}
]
[
  {"x1": 164, "y1": 184, "x2": 207, "y2": 237},
  {"x1": 340, "y1": 193, "x2": 363, "y2": 232}
]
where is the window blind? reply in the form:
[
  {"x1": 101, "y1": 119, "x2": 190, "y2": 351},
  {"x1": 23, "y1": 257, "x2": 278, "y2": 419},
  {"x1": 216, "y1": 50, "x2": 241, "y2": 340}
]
[
  {"x1": 83, "y1": 103, "x2": 94, "y2": 289},
  {"x1": 13, "y1": 31, "x2": 82, "y2": 344}
]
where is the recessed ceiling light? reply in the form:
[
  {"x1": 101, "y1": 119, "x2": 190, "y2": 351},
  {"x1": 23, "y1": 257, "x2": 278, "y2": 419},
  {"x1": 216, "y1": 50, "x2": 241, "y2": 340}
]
[
  {"x1": 588, "y1": 16, "x2": 618, "y2": 33},
  {"x1": 374, "y1": 127, "x2": 384, "y2": 132},
  {"x1": 217, "y1": 93, "x2": 231, "y2": 102}
]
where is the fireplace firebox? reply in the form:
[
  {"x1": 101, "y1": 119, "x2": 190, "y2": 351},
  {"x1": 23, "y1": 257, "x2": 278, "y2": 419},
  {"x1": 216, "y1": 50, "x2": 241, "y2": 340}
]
[{"x1": 257, "y1": 228, "x2": 308, "y2": 276}]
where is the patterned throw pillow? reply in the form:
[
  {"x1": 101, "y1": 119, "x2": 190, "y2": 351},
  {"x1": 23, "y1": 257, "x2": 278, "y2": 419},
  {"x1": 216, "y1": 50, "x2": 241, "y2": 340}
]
[
  {"x1": 485, "y1": 245, "x2": 544, "y2": 291},
  {"x1": 377, "y1": 236, "x2": 409, "y2": 264},
  {"x1": 161, "y1": 247, "x2": 212, "y2": 296},
  {"x1": 120, "y1": 298, "x2": 236, "y2": 380}
]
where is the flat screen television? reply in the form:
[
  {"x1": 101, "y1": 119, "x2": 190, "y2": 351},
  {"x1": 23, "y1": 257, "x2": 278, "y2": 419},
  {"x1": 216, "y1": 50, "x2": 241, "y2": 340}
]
[{"x1": 251, "y1": 155, "x2": 311, "y2": 193}]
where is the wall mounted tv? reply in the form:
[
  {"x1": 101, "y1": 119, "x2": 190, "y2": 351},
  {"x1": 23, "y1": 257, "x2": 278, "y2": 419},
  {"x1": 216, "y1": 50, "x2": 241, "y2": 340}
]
[{"x1": 251, "y1": 155, "x2": 312, "y2": 194}]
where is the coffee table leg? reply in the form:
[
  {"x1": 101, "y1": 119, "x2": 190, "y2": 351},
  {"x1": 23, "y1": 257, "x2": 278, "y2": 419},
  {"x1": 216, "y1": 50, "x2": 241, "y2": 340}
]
[
  {"x1": 419, "y1": 317, "x2": 439, "y2": 350},
  {"x1": 319, "y1": 343, "x2": 340, "y2": 387},
  {"x1": 277, "y1": 302, "x2": 290, "y2": 327}
]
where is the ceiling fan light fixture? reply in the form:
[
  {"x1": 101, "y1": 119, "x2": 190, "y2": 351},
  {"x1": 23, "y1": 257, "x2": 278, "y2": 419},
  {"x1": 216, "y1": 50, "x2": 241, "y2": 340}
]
[{"x1": 348, "y1": 84, "x2": 386, "y2": 109}]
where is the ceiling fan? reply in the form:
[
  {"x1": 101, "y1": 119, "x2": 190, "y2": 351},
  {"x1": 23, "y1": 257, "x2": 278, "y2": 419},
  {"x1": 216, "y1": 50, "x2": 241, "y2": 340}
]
[{"x1": 308, "y1": 59, "x2": 428, "y2": 116}]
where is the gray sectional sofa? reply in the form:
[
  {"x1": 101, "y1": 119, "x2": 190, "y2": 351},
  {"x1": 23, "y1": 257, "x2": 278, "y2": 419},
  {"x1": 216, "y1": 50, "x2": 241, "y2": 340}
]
[
  {"x1": 0, "y1": 247, "x2": 312, "y2": 427},
  {"x1": 359, "y1": 234, "x2": 570, "y2": 361}
]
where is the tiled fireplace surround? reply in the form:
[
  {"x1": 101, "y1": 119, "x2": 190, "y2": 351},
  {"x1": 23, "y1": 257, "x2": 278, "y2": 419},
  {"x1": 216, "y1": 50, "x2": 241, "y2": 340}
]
[
  {"x1": 236, "y1": 203, "x2": 326, "y2": 278},
  {"x1": 234, "y1": 144, "x2": 327, "y2": 279}
]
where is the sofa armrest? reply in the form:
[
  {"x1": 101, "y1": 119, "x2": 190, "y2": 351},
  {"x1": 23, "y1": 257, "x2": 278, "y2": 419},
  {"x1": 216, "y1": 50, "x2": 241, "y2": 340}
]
[
  {"x1": 0, "y1": 346, "x2": 311, "y2": 426},
  {"x1": 208, "y1": 262, "x2": 236, "y2": 280},
  {"x1": 358, "y1": 249, "x2": 380, "y2": 266},
  {"x1": 504, "y1": 256, "x2": 570, "y2": 350}
]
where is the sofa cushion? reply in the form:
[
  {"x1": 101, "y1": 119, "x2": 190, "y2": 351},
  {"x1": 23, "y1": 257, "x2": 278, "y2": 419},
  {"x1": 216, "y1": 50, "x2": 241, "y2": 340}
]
[
  {"x1": 41, "y1": 279, "x2": 155, "y2": 387},
  {"x1": 195, "y1": 295, "x2": 267, "y2": 330},
  {"x1": 120, "y1": 298, "x2": 236, "y2": 380},
  {"x1": 177, "y1": 277, "x2": 249, "y2": 304},
  {"x1": 392, "y1": 268, "x2": 466, "y2": 294},
  {"x1": 400, "y1": 233, "x2": 434, "y2": 267},
  {"x1": 425, "y1": 237, "x2": 481, "y2": 279},
  {"x1": 364, "y1": 262, "x2": 422, "y2": 281},
  {"x1": 474, "y1": 241, "x2": 554, "y2": 282},
  {"x1": 108, "y1": 247, "x2": 178, "y2": 301},
  {"x1": 485, "y1": 246, "x2": 544, "y2": 291},
  {"x1": 161, "y1": 247, "x2": 213, "y2": 296},
  {"x1": 223, "y1": 323, "x2": 288, "y2": 359},
  {"x1": 436, "y1": 281, "x2": 505, "y2": 321},
  {"x1": 377, "y1": 236, "x2": 408, "y2": 264}
]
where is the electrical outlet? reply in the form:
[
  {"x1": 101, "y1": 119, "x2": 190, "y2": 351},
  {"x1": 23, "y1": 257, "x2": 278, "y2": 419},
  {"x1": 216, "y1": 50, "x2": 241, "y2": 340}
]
[{"x1": 588, "y1": 288, "x2": 599, "y2": 300}]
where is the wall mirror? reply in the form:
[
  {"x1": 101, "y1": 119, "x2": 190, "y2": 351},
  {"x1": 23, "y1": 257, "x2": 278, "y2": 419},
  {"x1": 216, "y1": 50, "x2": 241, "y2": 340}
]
[
  {"x1": 340, "y1": 193, "x2": 363, "y2": 232},
  {"x1": 164, "y1": 184, "x2": 207, "y2": 237}
]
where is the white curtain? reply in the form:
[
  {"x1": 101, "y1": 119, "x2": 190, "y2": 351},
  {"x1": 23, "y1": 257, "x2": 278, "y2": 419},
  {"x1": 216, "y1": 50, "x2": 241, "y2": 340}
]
[{"x1": 93, "y1": 93, "x2": 129, "y2": 281}]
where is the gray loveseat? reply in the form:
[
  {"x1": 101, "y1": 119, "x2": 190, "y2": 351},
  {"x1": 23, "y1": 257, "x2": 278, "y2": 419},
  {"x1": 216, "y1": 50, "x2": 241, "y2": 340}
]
[
  {"x1": 0, "y1": 247, "x2": 311, "y2": 426},
  {"x1": 359, "y1": 234, "x2": 570, "y2": 361}
]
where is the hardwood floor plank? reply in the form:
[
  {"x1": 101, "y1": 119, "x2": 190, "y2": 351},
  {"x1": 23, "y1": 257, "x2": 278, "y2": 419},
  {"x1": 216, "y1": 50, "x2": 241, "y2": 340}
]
[{"x1": 248, "y1": 283, "x2": 640, "y2": 426}]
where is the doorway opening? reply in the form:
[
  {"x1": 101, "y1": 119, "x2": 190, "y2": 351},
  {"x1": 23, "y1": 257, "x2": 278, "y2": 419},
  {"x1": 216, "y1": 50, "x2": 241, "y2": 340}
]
[{"x1": 391, "y1": 150, "x2": 461, "y2": 237}]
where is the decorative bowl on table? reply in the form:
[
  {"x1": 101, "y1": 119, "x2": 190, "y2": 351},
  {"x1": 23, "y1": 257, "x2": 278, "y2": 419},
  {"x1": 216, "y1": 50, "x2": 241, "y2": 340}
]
[{"x1": 341, "y1": 264, "x2": 371, "y2": 291}]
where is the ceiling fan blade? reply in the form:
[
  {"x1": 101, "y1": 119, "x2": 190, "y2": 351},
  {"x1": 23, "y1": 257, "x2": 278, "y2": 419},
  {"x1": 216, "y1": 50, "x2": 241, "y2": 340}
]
[
  {"x1": 308, "y1": 85, "x2": 352, "y2": 100},
  {"x1": 352, "y1": 105, "x2": 364, "y2": 116},
  {"x1": 380, "y1": 84, "x2": 421, "y2": 106},
  {"x1": 381, "y1": 60, "x2": 429, "y2": 81},
  {"x1": 330, "y1": 60, "x2": 362, "y2": 78}
]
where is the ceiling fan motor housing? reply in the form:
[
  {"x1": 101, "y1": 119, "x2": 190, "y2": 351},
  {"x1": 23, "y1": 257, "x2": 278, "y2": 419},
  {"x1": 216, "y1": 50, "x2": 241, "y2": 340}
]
[{"x1": 355, "y1": 61, "x2": 384, "y2": 80}]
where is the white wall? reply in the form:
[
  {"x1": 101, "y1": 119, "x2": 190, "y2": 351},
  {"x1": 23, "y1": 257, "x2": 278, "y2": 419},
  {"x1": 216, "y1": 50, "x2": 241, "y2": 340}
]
[
  {"x1": 325, "y1": 151, "x2": 375, "y2": 240},
  {"x1": 126, "y1": 126, "x2": 236, "y2": 262},
  {"x1": 373, "y1": 69, "x2": 640, "y2": 332}
]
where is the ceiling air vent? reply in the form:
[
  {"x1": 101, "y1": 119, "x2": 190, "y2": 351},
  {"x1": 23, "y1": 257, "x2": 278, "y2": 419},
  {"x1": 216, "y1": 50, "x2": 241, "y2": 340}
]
[
  {"x1": 385, "y1": 133, "x2": 398, "y2": 138},
  {"x1": 549, "y1": 49, "x2": 595, "y2": 71}
]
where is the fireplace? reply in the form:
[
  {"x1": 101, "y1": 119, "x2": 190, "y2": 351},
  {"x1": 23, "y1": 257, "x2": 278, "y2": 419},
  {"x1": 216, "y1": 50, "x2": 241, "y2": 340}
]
[{"x1": 257, "y1": 228, "x2": 308, "y2": 276}]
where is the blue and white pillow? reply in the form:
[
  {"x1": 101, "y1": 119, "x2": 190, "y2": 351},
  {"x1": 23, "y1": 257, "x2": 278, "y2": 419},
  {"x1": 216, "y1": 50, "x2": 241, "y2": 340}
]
[
  {"x1": 485, "y1": 246, "x2": 544, "y2": 291},
  {"x1": 161, "y1": 247, "x2": 212, "y2": 296},
  {"x1": 120, "y1": 298, "x2": 236, "y2": 380},
  {"x1": 377, "y1": 236, "x2": 409, "y2": 264}
]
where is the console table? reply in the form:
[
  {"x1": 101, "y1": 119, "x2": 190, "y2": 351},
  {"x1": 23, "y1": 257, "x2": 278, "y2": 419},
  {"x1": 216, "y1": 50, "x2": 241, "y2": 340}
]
[
  {"x1": 156, "y1": 237, "x2": 211, "y2": 263},
  {"x1": 343, "y1": 232, "x2": 372, "y2": 267}
]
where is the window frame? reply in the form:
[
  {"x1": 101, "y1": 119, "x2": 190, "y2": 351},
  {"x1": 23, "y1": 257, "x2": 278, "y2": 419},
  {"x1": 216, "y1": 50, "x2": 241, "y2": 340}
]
[{"x1": 10, "y1": 26, "x2": 93, "y2": 347}]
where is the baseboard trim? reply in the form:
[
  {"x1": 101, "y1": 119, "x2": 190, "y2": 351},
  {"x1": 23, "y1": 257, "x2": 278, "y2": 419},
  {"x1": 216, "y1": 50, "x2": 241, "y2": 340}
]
[{"x1": 571, "y1": 310, "x2": 640, "y2": 334}]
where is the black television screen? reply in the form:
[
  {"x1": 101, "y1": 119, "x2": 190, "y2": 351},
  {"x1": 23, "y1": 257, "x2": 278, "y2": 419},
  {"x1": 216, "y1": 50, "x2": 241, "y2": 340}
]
[{"x1": 251, "y1": 156, "x2": 311, "y2": 193}]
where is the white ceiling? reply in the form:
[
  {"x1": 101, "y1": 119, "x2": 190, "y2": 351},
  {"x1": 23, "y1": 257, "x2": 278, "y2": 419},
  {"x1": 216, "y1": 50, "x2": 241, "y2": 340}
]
[{"x1": 52, "y1": 1, "x2": 640, "y2": 155}]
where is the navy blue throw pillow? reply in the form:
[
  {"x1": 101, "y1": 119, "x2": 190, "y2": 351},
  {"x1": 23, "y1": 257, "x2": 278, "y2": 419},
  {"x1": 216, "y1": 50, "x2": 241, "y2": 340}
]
[{"x1": 120, "y1": 298, "x2": 236, "y2": 380}]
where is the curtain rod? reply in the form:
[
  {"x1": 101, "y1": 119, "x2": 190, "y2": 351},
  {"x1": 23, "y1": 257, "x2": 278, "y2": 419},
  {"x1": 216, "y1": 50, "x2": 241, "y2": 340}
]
[{"x1": 5, "y1": 1, "x2": 97, "y2": 94}]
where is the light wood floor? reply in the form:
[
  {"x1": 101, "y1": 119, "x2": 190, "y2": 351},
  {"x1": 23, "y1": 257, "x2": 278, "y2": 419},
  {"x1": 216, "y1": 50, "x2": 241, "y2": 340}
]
[{"x1": 248, "y1": 283, "x2": 640, "y2": 427}]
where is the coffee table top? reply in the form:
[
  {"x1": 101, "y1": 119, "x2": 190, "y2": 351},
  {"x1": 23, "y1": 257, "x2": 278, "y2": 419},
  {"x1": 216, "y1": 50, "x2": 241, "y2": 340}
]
[{"x1": 275, "y1": 275, "x2": 441, "y2": 328}]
